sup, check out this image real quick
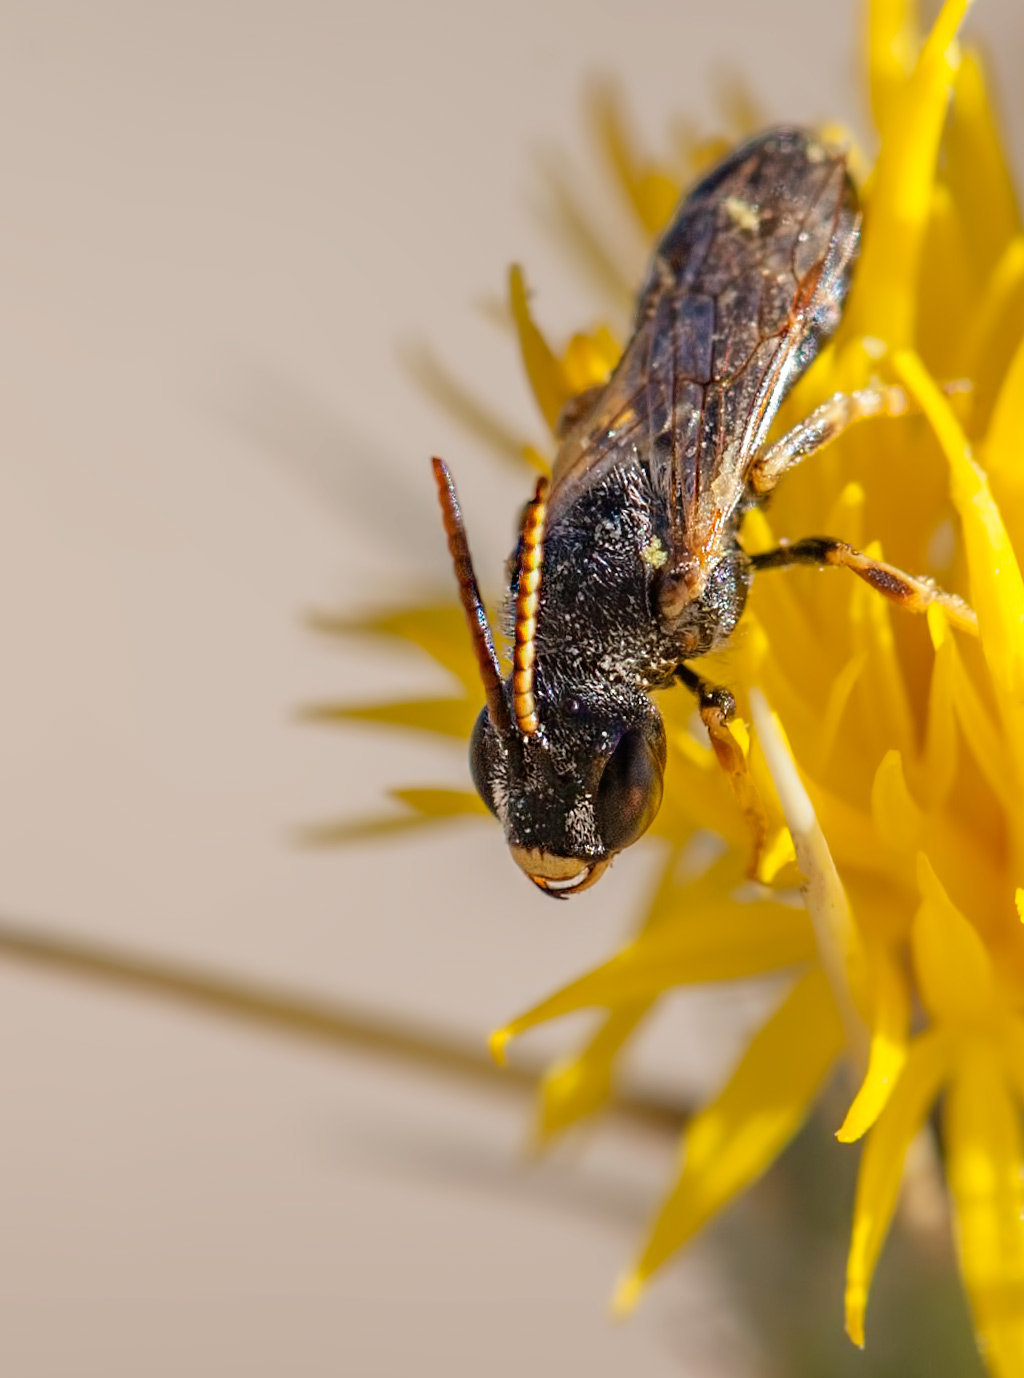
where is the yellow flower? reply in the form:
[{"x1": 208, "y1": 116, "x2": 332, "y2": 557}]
[{"x1": 314, "y1": 0, "x2": 1024, "y2": 1368}]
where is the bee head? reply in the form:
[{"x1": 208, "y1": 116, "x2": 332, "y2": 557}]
[
  {"x1": 470, "y1": 688, "x2": 666, "y2": 897},
  {"x1": 432, "y1": 455, "x2": 665, "y2": 898}
]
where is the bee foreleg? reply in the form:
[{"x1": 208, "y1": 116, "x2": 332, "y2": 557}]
[
  {"x1": 750, "y1": 538, "x2": 977, "y2": 632},
  {"x1": 749, "y1": 384, "x2": 911, "y2": 496},
  {"x1": 676, "y1": 665, "x2": 769, "y2": 877}
]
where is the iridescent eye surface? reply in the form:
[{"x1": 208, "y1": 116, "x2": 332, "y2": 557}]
[
  {"x1": 595, "y1": 728, "x2": 665, "y2": 853},
  {"x1": 469, "y1": 707, "x2": 500, "y2": 816}
]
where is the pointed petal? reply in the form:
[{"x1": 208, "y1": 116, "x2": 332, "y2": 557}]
[
  {"x1": 845, "y1": 1028, "x2": 952, "y2": 1345},
  {"x1": 853, "y1": 0, "x2": 972, "y2": 346},
  {"x1": 614, "y1": 969, "x2": 843, "y2": 1311},
  {"x1": 389, "y1": 787, "x2": 488, "y2": 817},
  {"x1": 946, "y1": 51, "x2": 1022, "y2": 281},
  {"x1": 298, "y1": 787, "x2": 487, "y2": 846},
  {"x1": 871, "y1": 750, "x2": 925, "y2": 854},
  {"x1": 923, "y1": 605, "x2": 959, "y2": 808},
  {"x1": 491, "y1": 899, "x2": 814, "y2": 1046},
  {"x1": 967, "y1": 236, "x2": 1024, "y2": 439},
  {"x1": 837, "y1": 945, "x2": 912, "y2": 1142},
  {"x1": 590, "y1": 84, "x2": 681, "y2": 236},
  {"x1": 986, "y1": 330, "x2": 1024, "y2": 497},
  {"x1": 309, "y1": 602, "x2": 497, "y2": 693},
  {"x1": 946, "y1": 1052, "x2": 1024, "y2": 1377},
  {"x1": 561, "y1": 327, "x2": 621, "y2": 395},
  {"x1": 534, "y1": 1003, "x2": 652, "y2": 1143},
  {"x1": 918, "y1": 182, "x2": 976, "y2": 379},
  {"x1": 996, "y1": 1014, "x2": 1024, "y2": 1107},
  {"x1": 866, "y1": 0, "x2": 918, "y2": 136},
  {"x1": 894, "y1": 349, "x2": 1024, "y2": 789},
  {"x1": 912, "y1": 852, "x2": 995, "y2": 1021},
  {"x1": 509, "y1": 264, "x2": 573, "y2": 433},
  {"x1": 301, "y1": 695, "x2": 476, "y2": 739},
  {"x1": 928, "y1": 605, "x2": 1016, "y2": 817}
]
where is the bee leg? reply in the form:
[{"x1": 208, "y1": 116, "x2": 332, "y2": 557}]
[
  {"x1": 750, "y1": 538, "x2": 977, "y2": 632},
  {"x1": 749, "y1": 383, "x2": 914, "y2": 496},
  {"x1": 676, "y1": 665, "x2": 769, "y2": 877}
]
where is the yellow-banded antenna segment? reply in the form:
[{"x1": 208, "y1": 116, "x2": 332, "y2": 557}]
[{"x1": 513, "y1": 476, "x2": 550, "y2": 736}]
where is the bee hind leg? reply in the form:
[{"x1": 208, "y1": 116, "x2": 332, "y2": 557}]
[
  {"x1": 749, "y1": 538, "x2": 976, "y2": 633},
  {"x1": 676, "y1": 665, "x2": 769, "y2": 878},
  {"x1": 748, "y1": 383, "x2": 912, "y2": 496},
  {"x1": 748, "y1": 379, "x2": 971, "y2": 497}
]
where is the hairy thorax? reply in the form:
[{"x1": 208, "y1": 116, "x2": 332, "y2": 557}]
[{"x1": 528, "y1": 456, "x2": 751, "y2": 702}]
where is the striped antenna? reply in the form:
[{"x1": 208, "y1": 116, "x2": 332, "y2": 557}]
[
  {"x1": 431, "y1": 458, "x2": 511, "y2": 735},
  {"x1": 512, "y1": 476, "x2": 550, "y2": 736}
]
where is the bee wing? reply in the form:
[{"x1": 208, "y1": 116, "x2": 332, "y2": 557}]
[{"x1": 550, "y1": 128, "x2": 860, "y2": 605}]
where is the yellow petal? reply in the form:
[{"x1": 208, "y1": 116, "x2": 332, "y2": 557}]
[
  {"x1": 837, "y1": 945, "x2": 912, "y2": 1142},
  {"x1": 389, "y1": 786, "x2": 488, "y2": 817},
  {"x1": 526, "y1": 860, "x2": 737, "y2": 1141},
  {"x1": 534, "y1": 1004, "x2": 650, "y2": 1143},
  {"x1": 614, "y1": 969, "x2": 842, "y2": 1312},
  {"x1": 997, "y1": 1013, "x2": 1024, "y2": 1105},
  {"x1": 912, "y1": 852, "x2": 995, "y2": 1022},
  {"x1": 946, "y1": 50, "x2": 1022, "y2": 282},
  {"x1": 491, "y1": 899, "x2": 814, "y2": 1047},
  {"x1": 591, "y1": 83, "x2": 681, "y2": 236},
  {"x1": 561, "y1": 327, "x2": 621, "y2": 395},
  {"x1": 845, "y1": 1027, "x2": 952, "y2": 1345},
  {"x1": 301, "y1": 695, "x2": 476, "y2": 739},
  {"x1": 508, "y1": 264, "x2": 573, "y2": 433},
  {"x1": 309, "y1": 603, "x2": 492, "y2": 693},
  {"x1": 895, "y1": 350, "x2": 1024, "y2": 778},
  {"x1": 966, "y1": 235, "x2": 1024, "y2": 439},
  {"x1": 870, "y1": 749, "x2": 925, "y2": 853},
  {"x1": 929, "y1": 603, "x2": 1016, "y2": 818},
  {"x1": 858, "y1": 542, "x2": 918, "y2": 759},
  {"x1": 946, "y1": 1051, "x2": 1024, "y2": 1377},
  {"x1": 922, "y1": 605, "x2": 958, "y2": 808},
  {"x1": 986, "y1": 329, "x2": 1024, "y2": 499},
  {"x1": 917, "y1": 182, "x2": 975, "y2": 379},
  {"x1": 852, "y1": 0, "x2": 972, "y2": 346},
  {"x1": 811, "y1": 651, "x2": 868, "y2": 777},
  {"x1": 866, "y1": 0, "x2": 918, "y2": 135},
  {"x1": 298, "y1": 787, "x2": 487, "y2": 846}
]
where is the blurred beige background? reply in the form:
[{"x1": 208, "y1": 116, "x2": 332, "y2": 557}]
[{"x1": 0, "y1": 2, "x2": 1019, "y2": 1375}]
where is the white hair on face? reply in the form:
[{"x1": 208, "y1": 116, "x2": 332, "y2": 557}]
[
  {"x1": 564, "y1": 796, "x2": 598, "y2": 853},
  {"x1": 491, "y1": 772, "x2": 509, "y2": 827}
]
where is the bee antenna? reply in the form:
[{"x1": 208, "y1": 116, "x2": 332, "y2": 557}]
[
  {"x1": 512, "y1": 475, "x2": 549, "y2": 737},
  {"x1": 431, "y1": 457, "x2": 512, "y2": 735}
]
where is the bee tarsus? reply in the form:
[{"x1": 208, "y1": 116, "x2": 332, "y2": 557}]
[
  {"x1": 749, "y1": 537, "x2": 977, "y2": 630},
  {"x1": 676, "y1": 664, "x2": 769, "y2": 878}
]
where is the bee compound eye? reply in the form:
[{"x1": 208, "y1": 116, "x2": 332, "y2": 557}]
[
  {"x1": 595, "y1": 728, "x2": 664, "y2": 853},
  {"x1": 469, "y1": 706, "x2": 501, "y2": 817}
]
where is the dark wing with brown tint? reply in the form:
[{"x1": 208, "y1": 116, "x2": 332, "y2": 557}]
[{"x1": 549, "y1": 128, "x2": 860, "y2": 605}]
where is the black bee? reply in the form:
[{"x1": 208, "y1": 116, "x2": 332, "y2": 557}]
[{"x1": 434, "y1": 127, "x2": 972, "y2": 897}]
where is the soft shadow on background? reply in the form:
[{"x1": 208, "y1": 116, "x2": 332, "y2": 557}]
[{"x1": 0, "y1": 1, "x2": 1019, "y2": 1374}]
